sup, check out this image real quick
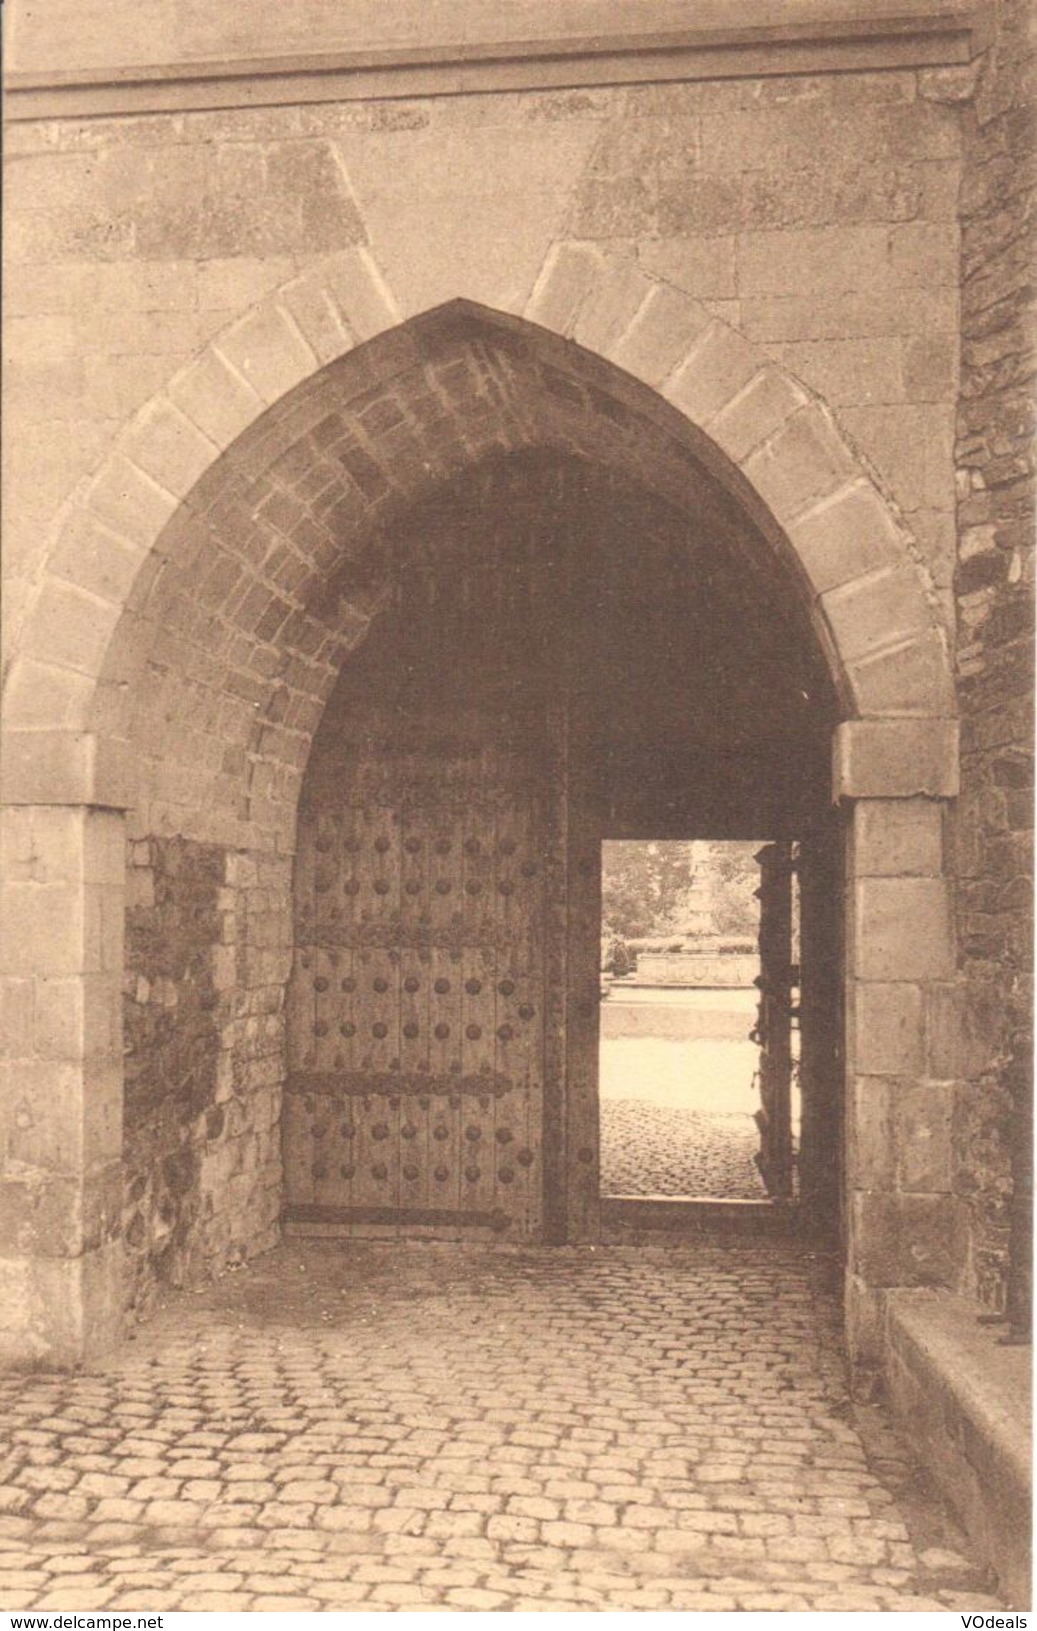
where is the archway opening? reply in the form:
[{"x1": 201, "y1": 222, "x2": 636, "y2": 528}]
[{"x1": 285, "y1": 442, "x2": 841, "y2": 1247}]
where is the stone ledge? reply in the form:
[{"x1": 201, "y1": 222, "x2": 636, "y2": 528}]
[
  {"x1": 4, "y1": 0, "x2": 990, "y2": 121},
  {"x1": 884, "y1": 1288, "x2": 1032, "y2": 1606},
  {"x1": 601, "y1": 1196, "x2": 801, "y2": 1237}
]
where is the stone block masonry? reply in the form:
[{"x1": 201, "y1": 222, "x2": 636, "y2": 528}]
[
  {"x1": 2, "y1": 62, "x2": 964, "y2": 659},
  {"x1": 0, "y1": 806, "x2": 124, "y2": 1366},
  {"x1": 123, "y1": 838, "x2": 288, "y2": 1320}
]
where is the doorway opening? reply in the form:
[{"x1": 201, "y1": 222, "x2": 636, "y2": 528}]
[{"x1": 599, "y1": 839, "x2": 803, "y2": 1209}]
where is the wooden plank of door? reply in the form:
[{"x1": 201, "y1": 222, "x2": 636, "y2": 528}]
[
  {"x1": 565, "y1": 805, "x2": 602, "y2": 1242},
  {"x1": 308, "y1": 944, "x2": 339, "y2": 1214},
  {"x1": 398, "y1": 944, "x2": 431, "y2": 1217},
  {"x1": 332, "y1": 945, "x2": 359, "y2": 1227},
  {"x1": 493, "y1": 792, "x2": 535, "y2": 1237},
  {"x1": 460, "y1": 801, "x2": 497, "y2": 1221},
  {"x1": 540, "y1": 706, "x2": 569, "y2": 1243},
  {"x1": 292, "y1": 797, "x2": 317, "y2": 947},
  {"x1": 428, "y1": 939, "x2": 463, "y2": 1230},
  {"x1": 340, "y1": 802, "x2": 362, "y2": 949},
  {"x1": 287, "y1": 941, "x2": 316, "y2": 1076},
  {"x1": 313, "y1": 807, "x2": 341, "y2": 946},
  {"x1": 368, "y1": 941, "x2": 401, "y2": 1217},
  {"x1": 461, "y1": 939, "x2": 497, "y2": 1222},
  {"x1": 282, "y1": 1082, "x2": 316, "y2": 1211},
  {"x1": 399, "y1": 802, "x2": 428, "y2": 946},
  {"x1": 797, "y1": 820, "x2": 844, "y2": 1233},
  {"x1": 349, "y1": 945, "x2": 380, "y2": 1219},
  {"x1": 370, "y1": 799, "x2": 400, "y2": 950},
  {"x1": 523, "y1": 792, "x2": 547, "y2": 1241},
  {"x1": 353, "y1": 799, "x2": 381, "y2": 942},
  {"x1": 285, "y1": 787, "x2": 316, "y2": 1216}
]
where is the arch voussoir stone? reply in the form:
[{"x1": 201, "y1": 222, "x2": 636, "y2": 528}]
[
  {"x1": 661, "y1": 321, "x2": 759, "y2": 428},
  {"x1": 819, "y1": 566, "x2": 955, "y2": 720},
  {"x1": 278, "y1": 274, "x2": 358, "y2": 368},
  {"x1": 570, "y1": 258, "x2": 654, "y2": 358},
  {"x1": 319, "y1": 246, "x2": 404, "y2": 340},
  {"x1": 121, "y1": 396, "x2": 222, "y2": 505},
  {"x1": 214, "y1": 301, "x2": 320, "y2": 408},
  {"x1": 786, "y1": 481, "x2": 906, "y2": 598},
  {"x1": 742, "y1": 401, "x2": 862, "y2": 528},
  {"x1": 848, "y1": 629, "x2": 957, "y2": 718},
  {"x1": 83, "y1": 454, "x2": 179, "y2": 553},
  {"x1": 699, "y1": 366, "x2": 812, "y2": 467},
  {"x1": 608, "y1": 281, "x2": 713, "y2": 391},
  {"x1": 167, "y1": 347, "x2": 268, "y2": 448},
  {"x1": 524, "y1": 241, "x2": 608, "y2": 338},
  {"x1": 821, "y1": 566, "x2": 940, "y2": 667}
]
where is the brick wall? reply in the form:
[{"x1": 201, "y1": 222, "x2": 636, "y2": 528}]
[
  {"x1": 950, "y1": 0, "x2": 1036, "y2": 1312},
  {"x1": 123, "y1": 838, "x2": 287, "y2": 1317}
]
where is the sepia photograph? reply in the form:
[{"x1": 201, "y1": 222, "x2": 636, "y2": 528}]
[{"x1": 0, "y1": 0, "x2": 1032, "y2": 1615}]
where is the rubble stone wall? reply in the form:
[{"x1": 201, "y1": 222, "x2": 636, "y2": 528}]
[
  {"x1": 122, "y1": 838, "x2": 288, "y2": 1318},
  {"x1": 950, "y1": 0, "x2": 1036, "y2": 1310}
]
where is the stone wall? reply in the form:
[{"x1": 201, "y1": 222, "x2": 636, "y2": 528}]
[
  {"x1": 634, "y1": 954, "x2": 759, "y2": 989},
  {"x1": 123, "y1": 838, "x2": 287, "y2": 1318},
  {"x1": 950, "y1": 0, "x2": 1035, "y2": 1313},
  {"x1": 3, "y1": 63, "x2": 962, "y2": 662}
]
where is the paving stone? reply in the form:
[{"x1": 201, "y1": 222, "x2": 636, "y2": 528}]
[
  {"x1": 0, "y1": 1569, "x2": 49, "y2": 1588},
  {"x1": 447, "y1": 1586, "x2": 511, "y2": 1609},
  {"x1": 251, "y1": 1594, "x2": 318, "y2": 1609},
  {"x1": 36, "y1": 1580, "x2": 115, "y2": 1604}
]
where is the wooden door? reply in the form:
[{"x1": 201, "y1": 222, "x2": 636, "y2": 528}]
[{"x1": 284, "y1": 707, "x2": 548, "y2": 1239}]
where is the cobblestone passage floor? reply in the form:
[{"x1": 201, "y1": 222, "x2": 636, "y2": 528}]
[
  {"x1": 0, "y1": 1241, "x2": 1005, "y2": 1612},
  {"x1": 600, "y1": 1100, "x2": 765, "y2": 1199}
]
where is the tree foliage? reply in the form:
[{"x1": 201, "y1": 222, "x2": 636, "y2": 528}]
[
  {"x1": 601, "y1": 839, "x2": 759, "y2": 942},
  {"x1": 705, "y1": 842, "x2": 760, "y2": 938},
  {"x1": 601, "y1": 840, "x2": 698, "y2": 940}
]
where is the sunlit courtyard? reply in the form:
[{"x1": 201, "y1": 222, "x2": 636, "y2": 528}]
[{"x1": 599, "y1": 990, "x2": 766, "y2": 1200}]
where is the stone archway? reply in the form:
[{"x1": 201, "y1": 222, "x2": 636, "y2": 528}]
[{"x1": 1, "y1": 244, "x2": 958, "y2": 1369}]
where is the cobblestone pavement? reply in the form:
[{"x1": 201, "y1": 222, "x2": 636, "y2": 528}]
[
  {"x1": 0, "y1": 1240, "x2": 1005, "y2": 1611},
  {"x1": 601, "y1": 1100, "x2": 766, "y2": 1199}
]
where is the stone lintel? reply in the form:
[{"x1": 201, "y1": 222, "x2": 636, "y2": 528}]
[
  {"x1": 5, "y1": 0, "x2": 990, "y2": 121},
  {"x1": 833, "y1": 719, "x2": 959, "y2": 802}
]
